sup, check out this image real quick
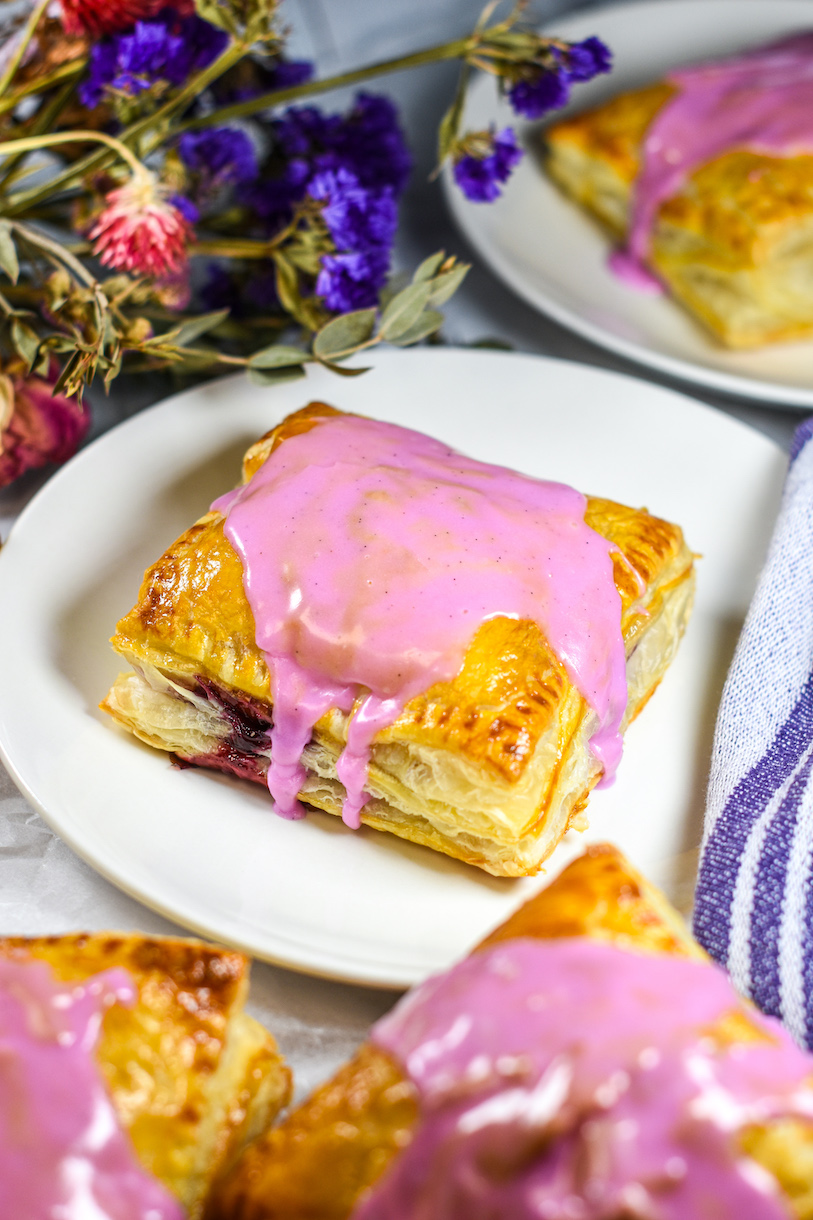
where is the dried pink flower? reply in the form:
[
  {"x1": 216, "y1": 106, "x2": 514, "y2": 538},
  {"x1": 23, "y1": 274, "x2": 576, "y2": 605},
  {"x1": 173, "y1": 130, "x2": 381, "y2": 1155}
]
[
  {"x1": 59, "y1": 0, "x2": 194, "y2": 39},
  {"x1": 0, "y1": 364, "x2": 89, "y2": 489},
  {"x1": 89, "y1": 174, "x2": 195, "y2": 279}
]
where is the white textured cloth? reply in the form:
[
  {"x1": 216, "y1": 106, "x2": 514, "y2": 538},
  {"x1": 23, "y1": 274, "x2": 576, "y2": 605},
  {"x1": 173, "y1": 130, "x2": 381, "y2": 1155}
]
[{"x1": 694, "y1": 418, "x2": 813, "y2": 1047}]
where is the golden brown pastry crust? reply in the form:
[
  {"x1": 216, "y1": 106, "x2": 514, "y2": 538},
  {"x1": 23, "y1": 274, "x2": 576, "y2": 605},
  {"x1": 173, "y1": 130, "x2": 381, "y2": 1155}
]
[
  {"x1": 103, "y1": 405, "x2": 694, "y2": 876},
  {"x1": 545, "y1": 80, "x2": 813, "y2": 348},
  {"x1": 0, "y1": 932, "x2": 291, "y2": 1220},
  {"x1": 207, "y1": 845, "x2": 813, "y2": 1220}
]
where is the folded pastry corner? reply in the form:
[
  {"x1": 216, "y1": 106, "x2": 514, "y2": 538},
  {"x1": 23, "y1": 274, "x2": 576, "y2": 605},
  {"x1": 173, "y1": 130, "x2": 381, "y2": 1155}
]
[
  {"x1": 0, "y1": 932, "x2": 291, "y2": 1219},
  {"x1": 103, "y1": 404, "x2": 694, "y2": 877},
  {"x1": 207, "y1": 843, "x2": 813, "y2": 1220},
  {"x1": 545, "y1": 36, "x2": 813, "y2": 348}
]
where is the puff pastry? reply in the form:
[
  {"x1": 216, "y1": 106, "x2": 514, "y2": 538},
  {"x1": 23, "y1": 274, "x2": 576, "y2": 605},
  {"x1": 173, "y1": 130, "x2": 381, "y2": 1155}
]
[
  {"x1": 102, "y1": 403, "x2": 694, "y2": 877},
  {"x1": 0, "y1": 932, "x2": 291, "y2": 1219},
  {"x1": 208, "y1": 844, "x2": 813, "y2": 1220},
  {"x1": 545, "y1": 40, "x2": 813, "y2": 348}
]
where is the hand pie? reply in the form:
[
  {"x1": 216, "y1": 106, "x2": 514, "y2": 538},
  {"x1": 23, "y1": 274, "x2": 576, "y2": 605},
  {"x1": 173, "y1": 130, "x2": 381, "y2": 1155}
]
[
  {"x1": 208, "y1": 844, "x2": 813, "y2": 1220},
  {"x1": 0, "y1": 931, "x2": 291, "y2": 1219},
  {"x1": 102, "y1": 403, "x2": 694, "y2": 877},
  {"x1": 545, "y1": 35, "x2": 813, "y2": 348}
]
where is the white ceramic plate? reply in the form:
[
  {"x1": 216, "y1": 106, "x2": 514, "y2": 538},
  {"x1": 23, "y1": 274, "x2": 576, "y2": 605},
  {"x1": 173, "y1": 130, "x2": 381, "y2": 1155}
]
[
  {"x1": 0, "y1": 350, "x2": 785, "y2": 986},
  {"x1": 445, "y1": 0, "x2": 813, "y2": 408}
]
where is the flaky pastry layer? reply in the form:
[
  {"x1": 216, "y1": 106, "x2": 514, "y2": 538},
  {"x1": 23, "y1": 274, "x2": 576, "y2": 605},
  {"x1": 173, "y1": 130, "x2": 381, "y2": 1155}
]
[
  {"x1": 545, "y1": 82, "x2": 813, "y2": 348},
  {"x1": 0, "y1": 933, "x2": 291, "y2": 1219},
  {"x1": 207, "y1": 844, "x2": 813, "y2": 1220},
  {"x1": 103, "y1": 404, "x2": 694, "y2": 877}
]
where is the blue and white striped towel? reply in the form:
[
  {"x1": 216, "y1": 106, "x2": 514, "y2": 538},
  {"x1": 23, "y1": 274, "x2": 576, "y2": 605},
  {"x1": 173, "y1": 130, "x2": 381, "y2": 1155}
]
[{"x1": 693, "y1": 417, "x2": 813, "y2": 1048}]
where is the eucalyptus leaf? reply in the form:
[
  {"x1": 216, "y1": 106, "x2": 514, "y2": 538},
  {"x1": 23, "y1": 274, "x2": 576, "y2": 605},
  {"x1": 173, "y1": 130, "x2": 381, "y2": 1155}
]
[
  {"x1": 427, "y1": 263, "x2": 469, "y2": 308},
  {"x1": 316, "y1": 359, "x2": 372, "y2": 377},
  {"x1": 11, "y1": 317, "x2": 39, "y2": 372},
  {"x1": 0, "y1": 224, "x2": 19, "y2": 285},
  {"x1": 313, "y1": 309, "x2": 376, "y2": 361},
  {"x1": 378, "y1": 281, "x2": 432, "y2": 341},
  {"x1": 169, "y1": 309, "x2": 230, "y2": 348},
  {"x1": 412, "y1": 252, "x2": 445, "y2": 284},
  {"x1": 248, "y1": 364, "x2": 307, "y2": 387},
  {"x1": 387, "y1": 311, "x2": 444, "y2": 347},
  {"x1": 249, "y1": 344, "x2": 310, "y2": 369}
]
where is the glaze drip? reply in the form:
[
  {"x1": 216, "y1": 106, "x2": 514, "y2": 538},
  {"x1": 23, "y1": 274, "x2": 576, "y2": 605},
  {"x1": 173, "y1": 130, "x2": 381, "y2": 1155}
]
[
  {"x1": 617, "y1": 34, "x2": 813, "y2": 280},
  {"x1": 0, "y1": 955, "x2": 184, "y2": 1219},
  {"x1": 215, "y1": 413, "x2": 627, "y2": 826},
  {"x1": 362, "y1": 938, "x2": 813, "y2": 1219}
]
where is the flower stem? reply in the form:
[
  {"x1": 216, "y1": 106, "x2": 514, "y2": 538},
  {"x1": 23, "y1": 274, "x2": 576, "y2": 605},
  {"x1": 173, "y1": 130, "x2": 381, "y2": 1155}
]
[
  {"x1": 0, "y1": 0, "x2": 50, "y2": 98},
  {"x1": 175, "y1": 36, "x2": 473, "y2": 133},
  {"x1": 0, "y1": 61, "x2": 85, "y2": 119},
  {"x1": 0, "y1": 129, "x2": 145, "y2": 177}
]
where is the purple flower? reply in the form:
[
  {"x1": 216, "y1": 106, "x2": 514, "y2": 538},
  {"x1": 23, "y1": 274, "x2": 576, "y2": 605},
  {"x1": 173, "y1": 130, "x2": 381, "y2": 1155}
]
[
  {"x1": 566, "y1": 36, "x2": 612, "y2": 82},
  {"x1": 178, "y1": 127, "x2": 259, "y2": 190},
  {"x1": 453, "y1": 128, "x2": 523, "y2": 203},
  {"x1": 508, "y1": 65, "x2": 570, "y2": 120},
  {"x1": 507, "y1": 36, "x2": 611, "y2": 120},
  {"x1": 80, "y1": 10, "x2": 227, "y2": 107},
  {"x1": 315, "y1": 249, "x2": 390, "y2": 313},
  {"x1": 169, "y1": 193, "x2": 199, "y2": 224},
  {"x1": 265, "y1": 58, "x2": 313, "y2": 90},
  {"x1": 309, "y1": 167, "x2": 397, "y2": 252}
]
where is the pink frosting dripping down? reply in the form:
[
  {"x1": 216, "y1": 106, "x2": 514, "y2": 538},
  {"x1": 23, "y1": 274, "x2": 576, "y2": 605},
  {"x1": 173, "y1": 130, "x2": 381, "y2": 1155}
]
[
  {"x1": 214, "y1": 414, "x2": 628, "y2": 828},
  {"x1": 615, "y1": 34, "x2": 813, "y2": 283},
  {"x1": 0, "y1": 956, "x2": 185, "y2": 1220},
  {"x1": 362, "y1": 938, "x2": 813, "y2": 1219}
]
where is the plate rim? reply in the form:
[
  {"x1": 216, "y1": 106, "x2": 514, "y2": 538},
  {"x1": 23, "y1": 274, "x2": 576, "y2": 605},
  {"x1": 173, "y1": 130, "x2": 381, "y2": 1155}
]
[
  {"x1": 0, "y1": 349, "x2": 787, "y2": 986},
  {"x1": 443, "y1": 0, "x2": 813, "y2": 409}
]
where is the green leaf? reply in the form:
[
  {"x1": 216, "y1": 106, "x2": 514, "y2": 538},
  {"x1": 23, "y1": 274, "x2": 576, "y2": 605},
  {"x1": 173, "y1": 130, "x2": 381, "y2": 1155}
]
[
  {"x1": 0, "y1": 224, "x2": 19, "y2": 285},
  {"x1": 249, "y1": 344, "x2": 310, "y2": 370},
  {"x1": 412, "y1": 252, "x2": 445, "y2": 284},
  {"x1": 427, "y1": 263, "x2": 469, "y2": 308},
  {"x1": 378, "y1": 282, "x2": 432, "y2": 341},
  {"x1": 248, "y1": 364, "x2": 307, "y2": 387},
  {"x1": 437, "y1": 101, "x2": 459, "y2": 165},
  {"x1": 11, "y1": 317, "x2": 39, "y2": 372},
  {"x1": 313, "y1": 309, "x2": 377, "y2": 361},
  {"x1": 387, "y1": 310, "x2": 444, "y2": 347},
  {"x1": 316, "y1": 359, "x2": 372, "y2": 377},
  {"x1": 168, "y1": 309, "x2": 229, "y2": 348}
]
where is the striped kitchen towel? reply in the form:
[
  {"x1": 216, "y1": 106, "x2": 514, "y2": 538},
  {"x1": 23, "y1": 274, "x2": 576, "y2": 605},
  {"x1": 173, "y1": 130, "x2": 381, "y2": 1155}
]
[{"x1": 693, "y1": 416, "x2": 813, "y2": 1048}]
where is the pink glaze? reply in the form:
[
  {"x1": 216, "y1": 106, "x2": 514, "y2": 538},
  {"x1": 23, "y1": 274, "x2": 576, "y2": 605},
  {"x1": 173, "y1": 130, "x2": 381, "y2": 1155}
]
[
  {"x1": 618, "y1": 34, "x2": 813, "y2": 281},
  {"x1": 214, "y1": 414, "x2": 627, "y2": 827},
  {"x1": 361, "y1": 938, "x2": 813, "y2": 1219},
  {"x1": 0, "y1": 956, "x2": 184, "y2": 1219}
]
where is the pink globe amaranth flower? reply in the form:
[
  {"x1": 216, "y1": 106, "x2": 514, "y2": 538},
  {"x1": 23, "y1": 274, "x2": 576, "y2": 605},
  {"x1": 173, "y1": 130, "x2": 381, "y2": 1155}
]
[
  {"x1": 0, "y1": 366, "x2": 89, "y2": 489},
  {"x1": 89, "y1": 175, "x2": 195, "y2": 279},
  {"x1": 59, "y1": 0, "x2": 194, "y2": 38}
]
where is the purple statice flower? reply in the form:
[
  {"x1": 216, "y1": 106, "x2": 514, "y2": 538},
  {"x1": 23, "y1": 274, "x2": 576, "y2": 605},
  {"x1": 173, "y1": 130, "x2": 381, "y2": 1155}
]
[
  {"x1": 178, "y1": 127, "x2": 259, "y2": 190},
  {"x1": 200, "y1": 263, "x2": 240, "y2": 312},
  {"x1": 245, "y1": 268, "x2": 280, "y2": 311},
  {"x1": 508, "y1": 36, "x2": 611, "y2": 120},
  {"x1": 508, "y1": 67, "x2": 570, "y2": 120},
  {"x1": 79, "y1": 10, "x2": 227, "y2": 107},
  {"x1": 316, "y1": 249, "x2": 390, "y2": 313},
  {"x1": 309, "y1": 167, "x2": 397, "y2": 252},
  {"x1": 169, "y1": 193, "x2": 199, "y2": 224},
  {"x1": 453, "y1": 128, "x2": 522, "y2": 203},
  {"x1": 267, "y1": 93, "x2": 411, "y2": 195},
  {"x1": 265, "y1": 58, "x2": 313, "y2": 91},
  {"x1": 308, "y1": 168, "x2": 396, "y2": 311},
  {"x1": 566, "y1": 36, "x2": 612, "y2": 82}
]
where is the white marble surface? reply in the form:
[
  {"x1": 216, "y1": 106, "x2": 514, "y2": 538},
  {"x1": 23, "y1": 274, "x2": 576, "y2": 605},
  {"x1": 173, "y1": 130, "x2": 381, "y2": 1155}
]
[{"x1": 0, "y1": 0, "x2": 805, "y2": 1100}]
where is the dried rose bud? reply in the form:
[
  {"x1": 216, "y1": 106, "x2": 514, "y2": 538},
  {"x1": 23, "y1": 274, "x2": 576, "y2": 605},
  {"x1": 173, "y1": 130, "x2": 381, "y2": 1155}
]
[
  {"x1": 0, "y1": 365, "x2": 89, "y2": 489},
  {"x1": 59, "y1": 0, "x2": 194, "y2": 39}
]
